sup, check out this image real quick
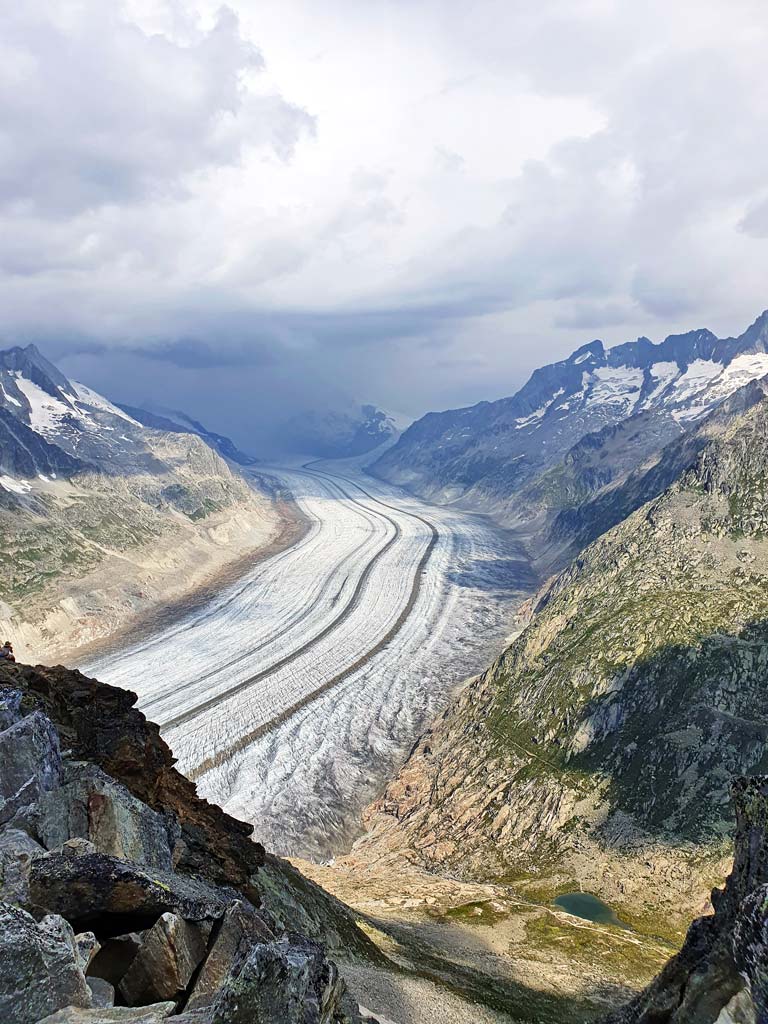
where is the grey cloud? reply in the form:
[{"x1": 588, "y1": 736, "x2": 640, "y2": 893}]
[{"x1": 0, "y1": 3, "x2": 312, "y2": 215}]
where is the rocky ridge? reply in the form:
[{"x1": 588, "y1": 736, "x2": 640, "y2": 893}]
[
  {"x1": 0, "y1": 659, "x2": 381, "y2": 1023},
  {"x1": 371, "y1": 310, "x2": 768, "y2": 564},
  {"x1": 353, "y1": 386, "x2": 768, "y2": 935}
]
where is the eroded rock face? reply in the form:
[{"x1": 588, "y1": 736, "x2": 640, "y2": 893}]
[
  {"x1": 186, "y1": 901, "x2": 275, "y2": 1010},
  {"x1": 38, "y1": 761, "x2": 179, "y2": 870},
  {"x1": 0, "y1": 709, "x2": 62, "y2": 827},
  {"x1": 0, "y1": 663, "x2": 263, "y2": 897},
  {"x1": 0, "y1": 902, "x2": 90, "y2": 1024}
]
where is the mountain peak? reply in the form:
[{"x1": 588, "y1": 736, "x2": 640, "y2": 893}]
[
  {"x1": 737, "y1": 309, "x2": 768, "y2": 351},
  {"x1": 569, "y1": 340, "x2": 604, "y2": 364}
]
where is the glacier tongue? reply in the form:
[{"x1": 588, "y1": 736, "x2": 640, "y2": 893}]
[{"x1": 84, "y1": 459, "x2": 534, "y2": 860}]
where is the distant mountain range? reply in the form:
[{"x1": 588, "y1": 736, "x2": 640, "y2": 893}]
[
  {"x1": 372, "y1": 310, "x2": 768, "y2": 566},
  {"x1": 280, "y1": 403, "x2": 400, "y2": 458}
]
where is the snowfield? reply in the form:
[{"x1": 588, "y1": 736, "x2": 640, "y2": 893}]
[{"x1": 85, "y1": 458, "x2": 535, "y2": 859}]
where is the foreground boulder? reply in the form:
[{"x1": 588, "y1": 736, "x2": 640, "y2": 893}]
[
  {"x1": 119, "y1": 913, "x2": 208, "y2": 1005},
  {"x1": 0, "y1": 666, "x2": 376, "y2": 1023},
  {"x1": 28, "y1": 849, "x2": 233, "y2": 925},
  {"x1": 0, "y1": 903, "x2": 90, "y2": 1024},
  {"x1": 211, "y1": 935, "x2": 360, "y2": 1024}
]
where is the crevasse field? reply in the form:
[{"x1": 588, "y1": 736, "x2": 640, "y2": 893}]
[{"x1": 86, "y1": 458, "x2": 534, "y2": 860}]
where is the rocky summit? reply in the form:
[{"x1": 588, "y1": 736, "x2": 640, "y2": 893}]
[{"x1": 0, "y1": 660, "x2": 381, "y2": 1024}]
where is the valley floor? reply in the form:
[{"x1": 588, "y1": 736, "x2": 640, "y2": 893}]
[{"x1": 82, "y1": 456, "x2": 536, "y2": 861}]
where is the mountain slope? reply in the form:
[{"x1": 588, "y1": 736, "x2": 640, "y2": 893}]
[
  {"x1": 353, "y1": 382, "x2": 768, "y2": 932},
  {"x1": 371, "y1": 312, "x2": 768, "y2": 545},
  {"x1": 0, "y1": 345, "x2": 282, "y2": 661},
  {"x1": 117, "y1": 402, "x2": 258, "y2": 466}
]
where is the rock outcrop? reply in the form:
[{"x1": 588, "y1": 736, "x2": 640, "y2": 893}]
[
  {"x1": 603, "y1": 777, "x2": 768, "y2": 1023},
  {"x1": 0, "y1": 661, "x2": 378, "y2": 1024}
]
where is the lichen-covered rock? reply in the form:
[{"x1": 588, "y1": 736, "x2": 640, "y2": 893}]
[
  {"x1": 0, "y1": 709, "x2": 62, "y2": 827},
  {"x1": 211, "y1": 934, "x2": 360, "y2": 1024},
  {"x1": 0, "y1": 826, "x2": 44, "y2": 904},
  {"x1": 186, "y1": 900, "x2": 275, "y2": 1010},
  {"x1": 75, "y1": 931, "x2": 100, "y2": 972},
  {"x1": 119, "y1": 912, "x2": 207, "y2": 1004},
  {"x1": 0, "y1": 902, "x2": 90, "y2": 1024},
  {"x1": 38, "y1": 761, "x2": 179, "y2": 870},
  {"x1": 0, "y1": 689, "x2": 23, "y2": 731},
  {"x1": 28, "y1": 850, "x2": 232, "y2": 925}
]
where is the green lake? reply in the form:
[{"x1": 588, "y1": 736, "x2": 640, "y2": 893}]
[{"x1": 553, "y1": 892, "x2": 630, "y2": 929}]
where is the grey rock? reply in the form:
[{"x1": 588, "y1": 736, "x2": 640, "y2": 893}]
[
  {"x1": 75, "y1": 932, "x2": 100, "y2": 971},
  {"x1": 38, "y1": 761, "x2": 178, "y2": 869},
  {"x1": 211, "y1": 934, "x2": 355, "y2": 1024},
  {"x1": 0, "y1": 826, "x2": 45, "y2": 904},
  {"x1": 715, "y1": 989, "x2": 756, "y2": 1023},
  {"x1": 86, "y1": 977, "x2": 115, "y2": 1009},
  {"x1": 0, "y1": 901, "x2": 90, "y2": 1024},
  {"x1": 0, "y1": 689, "x2": 24, "y2": 731},
  {"x1": 38, "y1": 1003, "x2": 176, "y2": 1023},
  {"x1": 119, "y1": 912, "x2": 207, "y2": 1005},
  {"x1": 59, "y1": 837, "x2": 99, "y2": 858},
  {"x1": 186, "y1": 900, "x2": 275, "y2": 1010},
  {"x1": 0, "y1": 710, "x2": 62, "y2": 827}
]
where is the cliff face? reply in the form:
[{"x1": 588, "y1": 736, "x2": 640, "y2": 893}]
[
  {"x1": 0, "y1": 660, "x2": 380, "y2": 1024},
  {"x1": 354, "y1": 394, "x2": 768, "y2": 929},
  {"x1": 603, "y1": 777, "x2": 768, "y2": 1023}
]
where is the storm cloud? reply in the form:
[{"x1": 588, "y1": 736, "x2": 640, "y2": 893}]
[{"x1": 1, "y1": 0, "x2": 767, "y2": 447}]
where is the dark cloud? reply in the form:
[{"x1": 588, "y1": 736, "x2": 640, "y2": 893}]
[{"x1": 0, "y1": 0, "x2": 767, "y2": 444}]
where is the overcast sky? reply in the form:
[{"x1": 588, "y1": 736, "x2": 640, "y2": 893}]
[{"x1": 2, "y1": 0, "x2": 768, "y2": 446}]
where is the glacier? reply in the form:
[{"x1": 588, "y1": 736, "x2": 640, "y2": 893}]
[{"x1": 84, "y1": 457, "x2": 534, "y2": 860}]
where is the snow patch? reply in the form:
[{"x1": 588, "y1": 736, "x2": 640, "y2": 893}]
[
  {"x1": 0, "y1": 475, "x2": 32, "y2": 494},
  {"x1": 639, "y1": 361, "x2": 680, "y2": 409},
  {"x1": 670, "y1": 359, "x2": 723, "y2": 403},
  {"x1": 71, "y1": 381, "x2": 143, "y2": 427},
  {"x1": 0, "y1": 382, "x2": 21, "y2": 407},
  {"x1": 514, "y1": 388, "x2": 564, "y2": 429},
  {"x1": 701, "y1": 352, "x2": 768, "y2": 404},
  {"x1": 585, "y1": 366, "x2": 644, "y2": 410},
  {"x1": 12, "y1": 374, "x2": 77, "y2": 434}
]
